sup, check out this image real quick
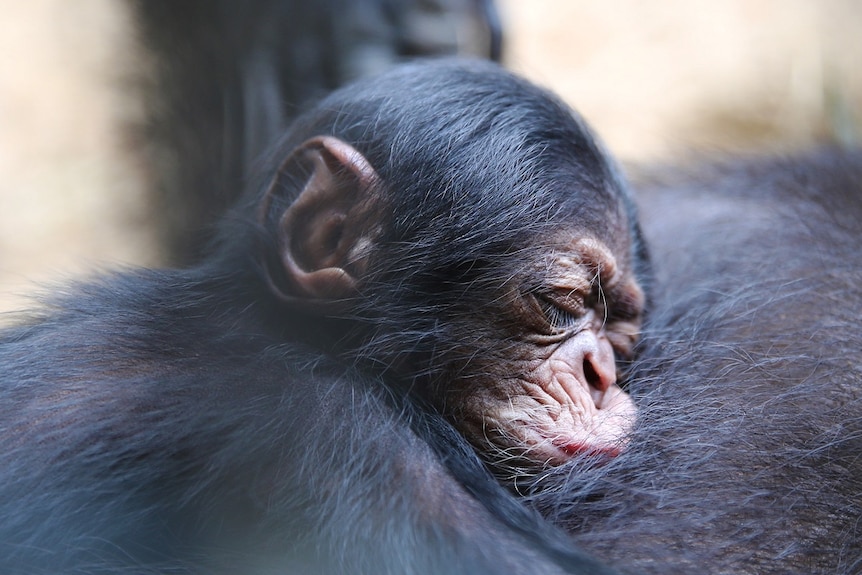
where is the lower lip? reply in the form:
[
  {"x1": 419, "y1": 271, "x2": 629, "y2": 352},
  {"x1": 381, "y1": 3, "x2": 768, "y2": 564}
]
[{"x1": 557, "y1": 442, "x2": 622, "y2": 459}]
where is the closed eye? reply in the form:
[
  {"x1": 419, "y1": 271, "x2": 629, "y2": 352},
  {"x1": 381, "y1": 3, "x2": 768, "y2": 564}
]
[{"x1": 536, "y1": 294, "x2": 583, "y2": 332}]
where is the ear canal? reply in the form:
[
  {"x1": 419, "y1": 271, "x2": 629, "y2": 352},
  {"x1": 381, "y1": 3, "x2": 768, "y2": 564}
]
[{"x1": 272, "y1": 136, "x2": 382, "y2": 302}]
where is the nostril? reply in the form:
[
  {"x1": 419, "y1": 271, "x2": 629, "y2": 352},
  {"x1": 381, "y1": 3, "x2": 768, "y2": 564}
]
[
  {"x1": 569, "y1": 331, "x2": 618, "y2": 402},
  {"x1": 584, "y1": 357, "x2": 602, "y2": 391}
]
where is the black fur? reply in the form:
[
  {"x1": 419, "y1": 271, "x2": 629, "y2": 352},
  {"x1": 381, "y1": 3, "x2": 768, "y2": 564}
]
[
  {"x1": 530, "y1": 149, "x2": 862, "y2": 574},
  {"x1": 250, "y1": 60, "x2": 642, "y2": 384},
  {"x1": 7, "y1": 55, "x2": 857, "y2": 575},
  {"x1": 0, "y1": 60, "x2": 626, "y2": 574}
]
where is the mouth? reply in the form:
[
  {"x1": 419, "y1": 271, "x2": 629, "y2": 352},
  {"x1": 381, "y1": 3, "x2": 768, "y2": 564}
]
[{"x1": 554, "y1": 440, "x2": 623, "y2": 459}]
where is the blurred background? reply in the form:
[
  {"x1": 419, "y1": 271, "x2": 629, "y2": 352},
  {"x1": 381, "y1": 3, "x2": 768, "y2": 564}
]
[{"x1": 0, "y1": 0, "x2": 860, "y2": 312}]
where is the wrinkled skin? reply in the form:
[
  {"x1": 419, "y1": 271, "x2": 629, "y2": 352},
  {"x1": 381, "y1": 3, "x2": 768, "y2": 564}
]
[{"x1": 443, "y1": 235, "x2": 645, "y2": 471}]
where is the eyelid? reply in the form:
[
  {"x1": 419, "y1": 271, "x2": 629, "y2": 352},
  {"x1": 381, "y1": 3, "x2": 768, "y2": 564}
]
[{"x1": 536, "y1": 293, "x2": 584, "y2": 331}]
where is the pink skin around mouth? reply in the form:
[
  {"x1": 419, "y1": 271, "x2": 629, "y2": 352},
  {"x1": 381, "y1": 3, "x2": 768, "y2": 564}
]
[{"x1": 556, "y1": 441, "x2": 623, "y2": 459}]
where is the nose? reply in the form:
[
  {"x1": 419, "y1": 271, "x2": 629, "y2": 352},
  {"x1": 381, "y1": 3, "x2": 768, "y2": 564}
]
[
  {"x1": 563, "y1": 328, "x2": 618, "y2": 405},
  {"x1": 583, "y1": 331, "x2": 617, "y2": 393}
]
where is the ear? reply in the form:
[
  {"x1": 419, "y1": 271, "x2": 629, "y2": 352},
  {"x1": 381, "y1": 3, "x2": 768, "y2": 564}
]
[{"x1": 270, "y1": 136, "x2": 382, "y2": 302}]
